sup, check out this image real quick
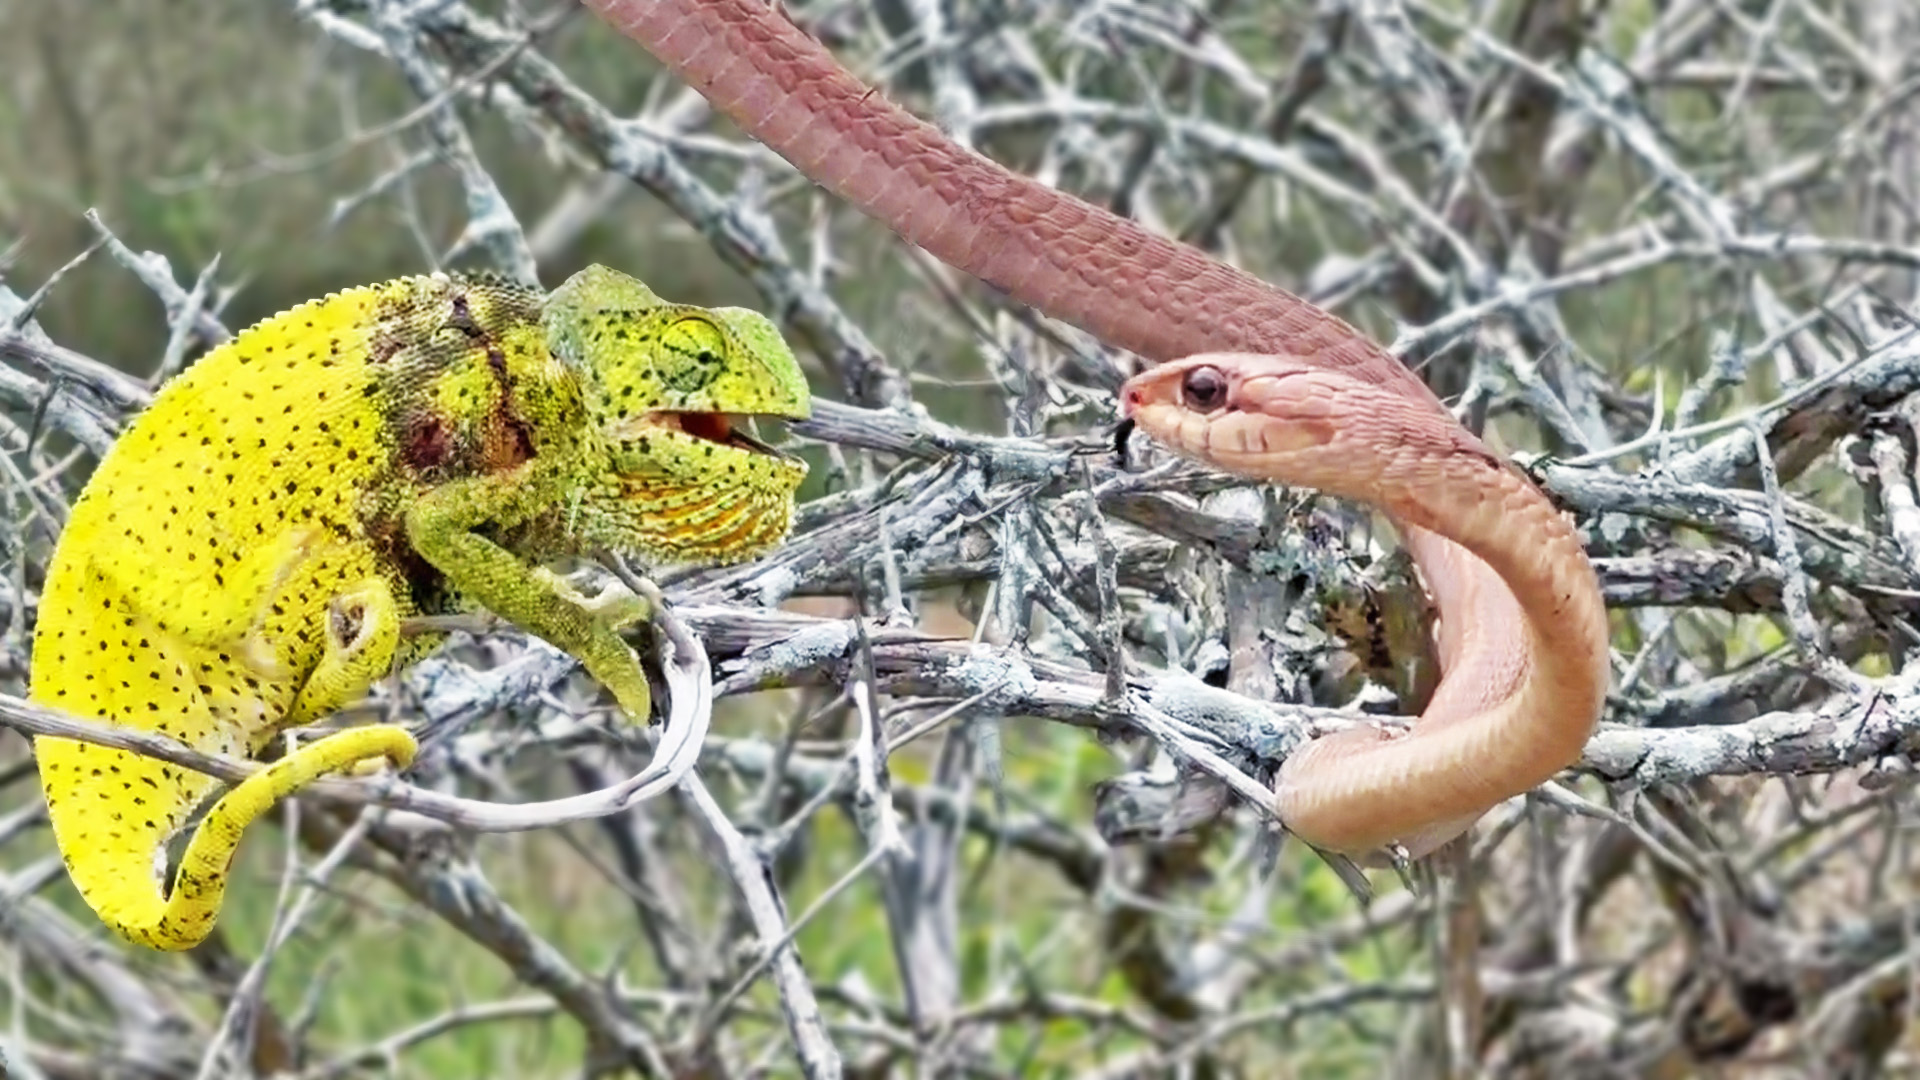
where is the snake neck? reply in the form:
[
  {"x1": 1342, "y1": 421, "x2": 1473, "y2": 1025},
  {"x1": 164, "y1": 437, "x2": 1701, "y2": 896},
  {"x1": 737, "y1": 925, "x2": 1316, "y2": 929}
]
[{"x1": 588, "y1": 0, "x2": 1442, "y2": 398}]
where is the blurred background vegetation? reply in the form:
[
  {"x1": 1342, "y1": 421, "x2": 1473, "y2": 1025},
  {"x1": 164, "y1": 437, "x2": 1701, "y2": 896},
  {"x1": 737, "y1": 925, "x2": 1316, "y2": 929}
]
[{"x1": 0, "y1": 1, "x2": 907, "y2": 381}]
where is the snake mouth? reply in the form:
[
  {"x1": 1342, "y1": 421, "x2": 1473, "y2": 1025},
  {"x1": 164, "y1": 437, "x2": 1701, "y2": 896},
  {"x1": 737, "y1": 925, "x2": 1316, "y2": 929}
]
[{"x1": 655, "y1": 411, "x2": 802, "y2": 463}]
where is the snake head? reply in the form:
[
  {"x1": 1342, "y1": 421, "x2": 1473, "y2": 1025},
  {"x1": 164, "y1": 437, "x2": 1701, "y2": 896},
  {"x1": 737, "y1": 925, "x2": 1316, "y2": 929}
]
[
  {"x1": 1119, "y1": 353, "x2": 1344, "y2": 475},
  {"x1": 1121, "y1": 352, "x2": 1517, "y2": 510}
]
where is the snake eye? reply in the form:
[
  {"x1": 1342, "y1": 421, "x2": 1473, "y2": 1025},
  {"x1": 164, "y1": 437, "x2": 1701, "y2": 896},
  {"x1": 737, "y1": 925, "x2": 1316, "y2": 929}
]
[{"x1": 1181, "y1": 365, "x2": 1228, "y2": 412}]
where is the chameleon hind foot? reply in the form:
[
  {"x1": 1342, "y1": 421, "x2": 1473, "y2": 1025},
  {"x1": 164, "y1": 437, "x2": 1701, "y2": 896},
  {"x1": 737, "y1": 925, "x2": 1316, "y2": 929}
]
[{"x1": 285, "y1": 578, "x2": 404, "y2": 727}]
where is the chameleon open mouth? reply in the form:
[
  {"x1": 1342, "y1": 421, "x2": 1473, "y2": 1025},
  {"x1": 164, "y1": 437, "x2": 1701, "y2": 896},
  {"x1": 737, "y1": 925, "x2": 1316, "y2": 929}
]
[{"x1": 656, "y1": 411, "x2": 802, "y2": 463}]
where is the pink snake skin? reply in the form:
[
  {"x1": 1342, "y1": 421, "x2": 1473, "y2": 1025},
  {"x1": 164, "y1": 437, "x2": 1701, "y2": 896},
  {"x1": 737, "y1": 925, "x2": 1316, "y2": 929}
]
[{"x1": 586, "y1": 0, "x2": 1611, "y2": 857}]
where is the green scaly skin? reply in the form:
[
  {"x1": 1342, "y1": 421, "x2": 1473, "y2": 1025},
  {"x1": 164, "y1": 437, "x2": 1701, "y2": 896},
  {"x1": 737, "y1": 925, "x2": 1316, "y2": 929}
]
[{"x1": 28, "y1": 264, "x2": 810, "y2": 950}]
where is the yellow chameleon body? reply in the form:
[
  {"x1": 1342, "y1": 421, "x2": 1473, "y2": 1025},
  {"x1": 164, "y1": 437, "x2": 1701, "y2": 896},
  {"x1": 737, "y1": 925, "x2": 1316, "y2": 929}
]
[{"x1": 30, "y1": 267, "x2": 810, "y2": 950}]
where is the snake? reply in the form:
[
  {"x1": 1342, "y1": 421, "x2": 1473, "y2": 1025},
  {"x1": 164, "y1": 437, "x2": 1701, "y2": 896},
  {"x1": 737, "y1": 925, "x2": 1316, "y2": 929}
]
[{"x1": 584, "y1": 0, "x2": 1612, "y2": 858}]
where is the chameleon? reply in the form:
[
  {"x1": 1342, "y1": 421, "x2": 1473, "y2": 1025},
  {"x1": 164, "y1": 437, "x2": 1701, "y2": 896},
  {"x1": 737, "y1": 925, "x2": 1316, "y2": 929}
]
[{"x1": 28, "y1": 264, "x2": 811, "y2": 951}]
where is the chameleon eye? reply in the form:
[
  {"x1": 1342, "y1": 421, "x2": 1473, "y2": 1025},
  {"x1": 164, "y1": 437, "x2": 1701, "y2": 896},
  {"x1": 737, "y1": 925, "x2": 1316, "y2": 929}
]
[
  {"x1": 1181, "y1": 365, "x2": 1229, "y2": 412},
  {"x1": 663, "y1": 316, "x2": 727, "y2": 365}
]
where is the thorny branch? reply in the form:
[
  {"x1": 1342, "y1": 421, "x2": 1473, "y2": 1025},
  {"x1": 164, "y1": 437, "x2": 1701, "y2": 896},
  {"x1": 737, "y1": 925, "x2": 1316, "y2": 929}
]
[{"x1": 4, "y1": 0, "x2": 1920, "y2": 1076}]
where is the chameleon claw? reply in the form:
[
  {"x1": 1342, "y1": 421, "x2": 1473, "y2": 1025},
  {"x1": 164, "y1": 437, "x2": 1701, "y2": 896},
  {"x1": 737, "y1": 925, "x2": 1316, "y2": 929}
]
[
  {"x1": 328, "y1": 591, "x2": 374, "y2": 653},
  {"x1": 534, "y1": 567, "x2": 654, "y2": 632}
]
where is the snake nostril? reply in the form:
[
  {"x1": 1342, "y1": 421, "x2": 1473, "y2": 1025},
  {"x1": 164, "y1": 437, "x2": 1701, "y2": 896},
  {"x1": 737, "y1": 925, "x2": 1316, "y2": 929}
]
[{"x1": 1181, "y1": 365, "x2": 1228, "y2": 412}]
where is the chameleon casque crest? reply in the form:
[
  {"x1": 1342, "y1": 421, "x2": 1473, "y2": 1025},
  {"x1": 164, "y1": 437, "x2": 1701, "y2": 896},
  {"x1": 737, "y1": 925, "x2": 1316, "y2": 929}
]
[{"x1": 29, "y1": 264, "x2": 811, "y2": 950}]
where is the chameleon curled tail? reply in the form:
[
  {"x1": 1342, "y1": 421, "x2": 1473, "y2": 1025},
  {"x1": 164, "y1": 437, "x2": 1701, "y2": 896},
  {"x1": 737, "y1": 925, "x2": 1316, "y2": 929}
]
[
  {"x1": 32, "y1": 551, "x2": 420, "y2": 951},
  {"x1": 34, "y1": 730, "x2": 417, "y2": 952},
  {"x1": 30, "y1": 265, "x2": 811, "y2": 950}
]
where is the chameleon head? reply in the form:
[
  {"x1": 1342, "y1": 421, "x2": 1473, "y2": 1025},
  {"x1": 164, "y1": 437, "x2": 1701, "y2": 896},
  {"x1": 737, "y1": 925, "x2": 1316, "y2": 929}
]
[{"x1": 545, "y1": 265, "x2": 813, "y2": 565}]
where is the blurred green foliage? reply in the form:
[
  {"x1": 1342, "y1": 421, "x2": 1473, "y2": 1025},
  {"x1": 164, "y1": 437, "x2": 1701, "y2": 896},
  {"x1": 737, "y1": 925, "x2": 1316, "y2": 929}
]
[{"x1": 0, "y1": 2, "x2": 887, "y2": 382}]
